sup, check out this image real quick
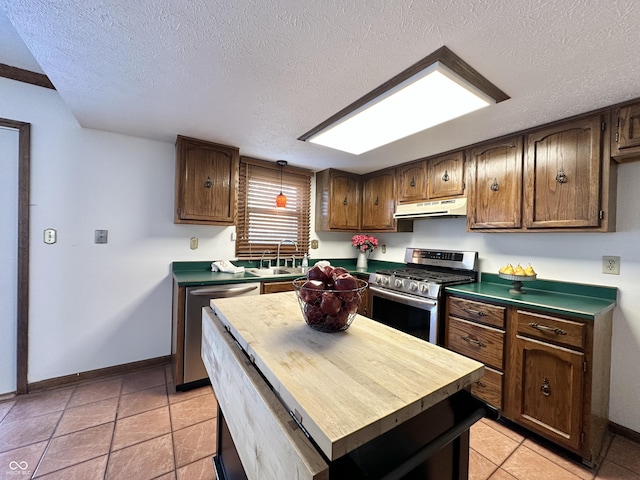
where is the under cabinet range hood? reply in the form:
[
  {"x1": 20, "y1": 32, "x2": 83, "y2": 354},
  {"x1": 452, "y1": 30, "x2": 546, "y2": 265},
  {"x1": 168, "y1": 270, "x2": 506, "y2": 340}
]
[{"x1": 393, "y1": 198, "x2": 467, "y2": 219}]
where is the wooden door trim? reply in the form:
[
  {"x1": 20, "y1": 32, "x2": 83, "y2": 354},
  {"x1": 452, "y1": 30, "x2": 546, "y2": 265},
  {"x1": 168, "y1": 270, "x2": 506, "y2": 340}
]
[{"x1": 1, "y1": 118, "x2": 30, "y2": 394}]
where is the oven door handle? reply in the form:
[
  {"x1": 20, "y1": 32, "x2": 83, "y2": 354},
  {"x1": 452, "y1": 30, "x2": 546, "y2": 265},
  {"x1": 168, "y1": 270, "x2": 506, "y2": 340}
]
[{"x1": 369, "y1": 285, "x2": 437, "y2": 309}]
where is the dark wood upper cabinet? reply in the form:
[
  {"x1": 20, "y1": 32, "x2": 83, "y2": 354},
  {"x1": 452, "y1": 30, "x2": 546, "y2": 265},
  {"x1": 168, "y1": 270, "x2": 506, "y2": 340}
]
[
  {"x1": 361, "y1": 168, "x2": 397, "y2": 231},
  {"x1": 467, "y1": 136, "x2": 524, "y2": 230},
  {"x1": 174, "y1": 135, "x2": 239, "y2": 225},
  {"x1": 397, "y1": 161, "x2": 427, "y2": 204},
  {"x1": 315, "y1": 169, "x2": 361, "y2": 232},
  {"x1": 428, "y1": 151, "x2": 465, "y2": 199},
  {"x1": 523, "y1": 116, "x2": 603, "y2": 229},
  {"x1": 611, "y1": 102, "x2": 640, "y2": 162}
]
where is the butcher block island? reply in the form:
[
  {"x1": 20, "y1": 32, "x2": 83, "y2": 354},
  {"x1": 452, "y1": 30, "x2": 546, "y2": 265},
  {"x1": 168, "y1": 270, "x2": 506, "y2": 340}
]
[{"x1": 202, "y1": 291, "x2": 494, "y2": 480}]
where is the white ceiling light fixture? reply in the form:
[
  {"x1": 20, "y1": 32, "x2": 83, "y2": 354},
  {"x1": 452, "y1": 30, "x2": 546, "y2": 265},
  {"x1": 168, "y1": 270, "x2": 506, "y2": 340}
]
[{"x1": 299, "y1": 46, "x2": 509, "y2": 155}]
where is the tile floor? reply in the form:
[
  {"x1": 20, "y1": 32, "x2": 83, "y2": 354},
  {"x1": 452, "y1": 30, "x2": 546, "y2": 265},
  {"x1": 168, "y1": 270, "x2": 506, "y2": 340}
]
[{"x1": 0, "y1": 364, "x2": 639, "y2": 479}]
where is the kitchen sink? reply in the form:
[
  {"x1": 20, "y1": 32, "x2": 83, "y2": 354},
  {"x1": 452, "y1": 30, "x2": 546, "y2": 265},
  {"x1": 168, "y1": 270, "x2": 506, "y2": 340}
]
[{"x1": 245, "y1": 266, "x2": 309, "y2": 277}]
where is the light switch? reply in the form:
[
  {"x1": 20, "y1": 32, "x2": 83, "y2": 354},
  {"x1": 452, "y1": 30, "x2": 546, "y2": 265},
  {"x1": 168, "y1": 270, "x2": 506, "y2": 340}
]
[
  {"x1": 44, "y1": 228, "x2": 57, "y2": 244},
  {"x1": 190, "y1": 237, "x2": 198, "y2": 250},
  {"x1": 95, "y1": 230, "x2": 108, "y2": 244}
]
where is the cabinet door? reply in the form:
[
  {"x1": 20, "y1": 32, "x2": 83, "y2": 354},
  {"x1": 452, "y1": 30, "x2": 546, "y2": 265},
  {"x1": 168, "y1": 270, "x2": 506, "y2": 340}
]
[
  {"x1": 612, "y1": 103, "x2": 640, "y2": 161},
  {"x1": 468, "y1": 137, "x2": 523, "y2": 229},
  {"x1": 397, "y1": 161, "x2": 427, "y2": 203},
  {"x1": 428, "y1": 151, "x2": 465, "y2": 199},
  {"x1": 261, "y1": 281, "x2": 295, "y2": 294},
  {"x1": 508, "y1": 335, "x2": 584, "y2": 451},
  {"x1": 175, "y1": 136, "x2": 239, "y2": 225},
  {"x1": 524, "y1": 116, "x2": 603, "y2": 229},
  {"x1": 329, "y1": 172, "x2": 361, "y2": 230},
  {"x1": 361, "y1": 169, "x2": 396, "y2": 231}
]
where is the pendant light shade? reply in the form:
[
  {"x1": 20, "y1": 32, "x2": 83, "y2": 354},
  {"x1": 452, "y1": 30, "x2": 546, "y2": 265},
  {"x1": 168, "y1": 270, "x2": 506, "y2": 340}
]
[{"x1": 276, "y1": 160, "x2": 287, "y2": 208}]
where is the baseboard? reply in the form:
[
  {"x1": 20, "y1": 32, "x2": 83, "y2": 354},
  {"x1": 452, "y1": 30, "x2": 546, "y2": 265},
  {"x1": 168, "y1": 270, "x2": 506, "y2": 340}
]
[
  {"x1": 609, "y1": 421, "x2": 640, "y2": 444},
  {"x1": 26, "y1": 355, "x2": 171, "y2": 393}
]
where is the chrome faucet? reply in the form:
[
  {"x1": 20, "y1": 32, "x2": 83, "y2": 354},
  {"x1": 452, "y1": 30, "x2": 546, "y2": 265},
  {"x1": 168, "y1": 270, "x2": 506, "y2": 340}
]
[{"x1": 276, "y1": 240, "x2": 298, "y2": 268}]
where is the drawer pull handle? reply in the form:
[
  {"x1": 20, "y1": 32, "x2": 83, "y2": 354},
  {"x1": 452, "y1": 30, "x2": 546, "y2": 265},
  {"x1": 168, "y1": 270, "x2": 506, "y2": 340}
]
[
  {"x1": 461, "y1": 336, "x2": 486, "y2": 348},
  {"x1": 475, "y1": 380, "x2": 486, "y2": 388},
  {"x1": 529, "y1": 323, "x2": 566, "y2": 335},
  {"x1": 541, "y1": 377, "x2": 551, "y2": 396},
  {"x1": 463, "y1": 308, "x2": 487, "y2": 317}
]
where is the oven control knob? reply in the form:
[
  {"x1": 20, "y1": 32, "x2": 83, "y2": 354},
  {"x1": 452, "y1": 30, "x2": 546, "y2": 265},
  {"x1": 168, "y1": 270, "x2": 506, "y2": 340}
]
[
  {"x1": 420, "y1": 284, "x2": 429, "y2": 294},
  {"x1": 394, "y1": 279, "x2": 404, "y2": 288},
  {"x1": 378, "y1": 276, "x2": 389, "y2": 285},
  {"x1": 409, "y1": 282, "x2": 418, "y2": 291}
]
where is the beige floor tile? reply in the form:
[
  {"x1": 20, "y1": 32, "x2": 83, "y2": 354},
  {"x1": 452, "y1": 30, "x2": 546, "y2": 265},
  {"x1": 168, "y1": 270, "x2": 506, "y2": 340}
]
[
  {"x1": 482, "y1": 418, "x2": 527, "y2": 443},
  {"x1": 67, "y1": 377, "x2": 122, "y2": 408},
  {"x1": 595, "y1": 459, "x2": 640, "y2": 480},
  {"x1": 0, "y1": 411, "x2": 61, "y2": 453},
  {"x1": 168, "y1": 384, "x2": 214, "y2": 405},
  {"x1": 121, "y1": 367, "x2": 167, "y2": 395},
  {"x1": 54, "y1": 396, "x2": 118, "y2": 437},
  {"x1": 0, "y1": 440, "x2": 48, "y2": 478},
  {"x1": 3, "y1": 388, "x2": 74, "y2": 422},
  {"x1": 105, "y1": 433, "x2": 174, "y2": 480},
  {"x1": 470, "y1": 448, "x2": 499, "y2": 480},
  {"x1": 34, "y1": 422, "x2": 114, "y2": 477},
  {"x1": 169, "y1": 393, "x2": 217, "y2": 431},
  {"x1": 177, "y1": 456, "x2": 216, "y2": 480},
  {"x1": 522, "y1": 438, "x2": 594, "y2": 480},
  {"x1": 173, "y1": 418, "x2": 217, "y2": 468},
  {"x1": 0, "y1": 400, "x2": 16, "y2": 423},
  {"x1": 605, "y1": 435, "x2": 640, "y2": 476},
  {"x1": 117, "y1": 385, "x2": 168, "y2": 419},
  {"x1": 36, "y1": 454, "x2": 108, "y2": 480},
  {"x1": 155, "y1": 471, "x2": 177, "y2": 480},
  {"x1": 471, "y1": 420, "x2": 521, "y2": 465},
  {"x1": 502, "y1": 445, "x2": 587, "y2": 480},
  {"x1": 489, "y1": 468, "x2": 519, "y2": 480},
  {"x1": 111, "y1": 406, "x2": 171, "y2": 451}
]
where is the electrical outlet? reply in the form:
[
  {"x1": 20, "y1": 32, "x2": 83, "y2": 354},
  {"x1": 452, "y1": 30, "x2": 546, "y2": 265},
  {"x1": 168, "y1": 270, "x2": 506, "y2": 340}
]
[
  {"x1": 44, "y1": 228, "x2": 57, "y2": 244},
  {"x1": 602, "y1": 255, "x2": 620, "y2": 275},
  {"x1": 311, "y1": 239, "x2": 319, "y2": 249},
  {"x1": 190, "y1": 237, "x2": 198, "y2": 250}
]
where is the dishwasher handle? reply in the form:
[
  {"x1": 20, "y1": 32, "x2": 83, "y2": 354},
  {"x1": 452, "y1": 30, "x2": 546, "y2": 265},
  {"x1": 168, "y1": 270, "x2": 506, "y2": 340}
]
[{"x1": 188, "y1": 284, "x2": 259, "y2": 297}]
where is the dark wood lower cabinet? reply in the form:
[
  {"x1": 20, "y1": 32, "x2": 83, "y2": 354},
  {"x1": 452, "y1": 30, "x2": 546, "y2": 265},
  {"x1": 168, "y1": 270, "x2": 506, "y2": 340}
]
[{"x1": 446, "y1": 294, "x2": 613, "y2": 467}]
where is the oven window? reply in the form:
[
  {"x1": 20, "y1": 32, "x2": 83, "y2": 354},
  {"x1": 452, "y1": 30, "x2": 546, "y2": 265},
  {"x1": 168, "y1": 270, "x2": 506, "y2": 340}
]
[{"x1": 370, "y1": 295, "x2": 434, "y2": 342}]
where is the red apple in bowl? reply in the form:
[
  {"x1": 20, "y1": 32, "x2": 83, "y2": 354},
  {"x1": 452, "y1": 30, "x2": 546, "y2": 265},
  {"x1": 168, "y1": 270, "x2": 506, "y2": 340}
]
[
  {"x1": 334, "y1": 272, "x2": 357, "y2": 291},
  {"x1": 320, "y1": 291, "x2": 342, "y2": 315},
  {"x1": 331, "y1": 267, "x2": 349, "y2": 279},
  {"x1": 299, "y1": 279, "x2": 324, "y2": 303},
  {"x1": 306, "y1": 265, "x2": 330, "y2": 285}
]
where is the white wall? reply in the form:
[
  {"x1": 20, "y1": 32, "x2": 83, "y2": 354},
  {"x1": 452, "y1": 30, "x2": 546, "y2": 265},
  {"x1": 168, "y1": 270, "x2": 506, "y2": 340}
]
[
  {"x1": 2, "y1": 76, "x2": 638, "y2": 433},
  {"x1": 0, "y1": 78, "x2": 238, "y2": 384},
  {"x1": 312, "y1": 164, "x2": 640, "y2": 433}
]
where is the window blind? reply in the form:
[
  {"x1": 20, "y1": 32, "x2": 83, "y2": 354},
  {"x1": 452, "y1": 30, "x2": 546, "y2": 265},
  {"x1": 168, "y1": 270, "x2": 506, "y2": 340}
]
[{"x1": 236, "y1": 157, "x2": 311, "y2": 259}]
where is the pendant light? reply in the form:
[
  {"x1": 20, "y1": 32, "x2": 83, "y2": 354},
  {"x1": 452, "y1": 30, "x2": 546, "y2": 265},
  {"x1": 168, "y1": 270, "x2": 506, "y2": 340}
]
[{"x1": 276, "y1": 160, "x2": 287, "y2": 208}]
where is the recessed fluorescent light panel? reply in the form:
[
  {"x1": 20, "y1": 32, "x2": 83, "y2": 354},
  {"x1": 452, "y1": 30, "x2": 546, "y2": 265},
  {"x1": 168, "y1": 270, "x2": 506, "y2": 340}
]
[{"x1": 299, "y1": 46, "x2": 509, "y2": 155}]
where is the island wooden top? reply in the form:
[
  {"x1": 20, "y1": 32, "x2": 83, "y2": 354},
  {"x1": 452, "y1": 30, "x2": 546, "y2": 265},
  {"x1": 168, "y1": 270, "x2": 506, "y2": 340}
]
[{"x1": 209, "y1": 291, "x2": 484, "y2": 461}]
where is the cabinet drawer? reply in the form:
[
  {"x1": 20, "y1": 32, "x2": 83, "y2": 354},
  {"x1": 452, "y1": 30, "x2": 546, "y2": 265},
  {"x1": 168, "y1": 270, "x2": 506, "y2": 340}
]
[
  {"x1": 516, "y1": 311, "x2": 586, "y2": 350},
  {"x1": 471, "y1": 366, "x2": 503, "y2": 410},
  {"x1": 448, "y1": 297, "x2": 505, "y2": 329},
  {"x1": 447, "y1": 317, "x2": 504, "y2": 370}
]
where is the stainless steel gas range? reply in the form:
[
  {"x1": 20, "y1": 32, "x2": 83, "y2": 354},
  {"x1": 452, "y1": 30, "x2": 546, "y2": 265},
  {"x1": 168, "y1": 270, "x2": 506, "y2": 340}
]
[{"x1": 368, "y1": 247, "x2": 478, "y2": 345}]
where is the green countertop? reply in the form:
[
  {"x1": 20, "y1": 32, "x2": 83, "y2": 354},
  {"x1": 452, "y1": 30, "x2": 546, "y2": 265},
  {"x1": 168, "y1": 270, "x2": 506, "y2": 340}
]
[
  {"x1": 172, "y1": 259, "x2": 403, "y2": 286},
  {"x1": 445, "y1": 273, "x2": 617, "y2": 320}
]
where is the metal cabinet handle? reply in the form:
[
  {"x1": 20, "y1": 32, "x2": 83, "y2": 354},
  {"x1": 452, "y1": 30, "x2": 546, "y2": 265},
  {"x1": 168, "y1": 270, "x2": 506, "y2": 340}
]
[
  {"x1": 442, "y1": 170, "x2": 450, "y2": 182},
  {"x1": 461, "y1": 336, "x2": 486, "y2": 348},
  {"x1": 343, "y1": 196, "x2": 348, "y2": 206},
  {"x1": 529, "y1": 323, "x2": 566, "y2": 335},
  {"x1": 463, "y1": 307, "x2": 487, "y2": 317},
  {"x1": 555, "y1": 168, "x2": 568, "y2": 184},
  {"x1": 541, "y1": 377, "x2": 551, "y2": 396},
  {"x1": 490, "y1": 178, "x2": 499, "y2": 191},
  {"x1": 410, "y1": 176, "x2": 416, "y2": 187},
  {"x1": 204, "y1": 176, "x2": 213, "y2": 188},
  {"x1": 374, "y1": 196, "x2": 379, "y2": 205}
]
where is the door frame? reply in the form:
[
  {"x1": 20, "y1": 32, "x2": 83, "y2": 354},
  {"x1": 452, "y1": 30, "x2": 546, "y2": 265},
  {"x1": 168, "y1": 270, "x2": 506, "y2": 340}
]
[{"x1": 1, "y1": 117, "x2": 30, "y2": 394}]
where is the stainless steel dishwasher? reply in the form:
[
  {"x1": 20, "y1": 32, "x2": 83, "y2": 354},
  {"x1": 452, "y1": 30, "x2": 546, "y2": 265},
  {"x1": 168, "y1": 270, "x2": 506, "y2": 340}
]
[{"x1": 180, "y1": 282, "x2": 261, "y2": 390}]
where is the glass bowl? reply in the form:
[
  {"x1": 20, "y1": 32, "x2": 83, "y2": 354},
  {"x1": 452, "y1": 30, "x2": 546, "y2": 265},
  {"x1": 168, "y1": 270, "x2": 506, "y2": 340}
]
[{"x1": 292, "y1": 277, "x2": 368, "y2": 332}]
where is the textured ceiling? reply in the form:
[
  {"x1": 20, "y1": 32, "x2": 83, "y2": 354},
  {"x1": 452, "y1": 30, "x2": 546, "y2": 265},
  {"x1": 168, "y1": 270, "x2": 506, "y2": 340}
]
[{"x1": 1, "y1": 1, "x2": 639, "y2": 173}]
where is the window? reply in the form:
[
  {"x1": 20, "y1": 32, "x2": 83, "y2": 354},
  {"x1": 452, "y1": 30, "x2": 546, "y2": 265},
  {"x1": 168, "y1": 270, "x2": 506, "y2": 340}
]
[{"x1": 236, "y1": 157, "x2": 311, "y2": 259}]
